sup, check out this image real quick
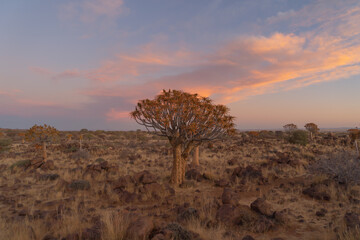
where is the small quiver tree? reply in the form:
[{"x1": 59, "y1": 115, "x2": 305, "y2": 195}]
[
  {"x1": 131, "y1": 89, "x2": 236, "y2": 186},
  {"x1": 18, "y1": 132, "x2": 25, "y2": 144},
  {"x1": 25, "y1": 124, "x2": 59, "y2": 161},
  {"x1": 79, "y1": 134, "x2": 83, "y2": 150},
  {"x1": 283, "y1": 123, "x2": 297, "y2": 132},
  {"x1": 66, "y1": 134, "x2": 73, "y2": 142},
  {"x1": 348, "y1": 129, "x2": 360, "y2": 158},
  {"x1": 304, "y1": 123, "x2": 319, "y2": 141}
]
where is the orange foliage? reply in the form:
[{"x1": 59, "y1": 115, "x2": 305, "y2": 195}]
[
  {"x1": 304, "y1": 123, "x2": 319, "y2": 133},
  {"x1": 130, "y1": 89, "x2": 236, "y2": 146}
]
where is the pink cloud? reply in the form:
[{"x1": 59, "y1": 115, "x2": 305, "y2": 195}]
[{"x1": 106, "y1": 108, "x2": 130, "y2": 121}]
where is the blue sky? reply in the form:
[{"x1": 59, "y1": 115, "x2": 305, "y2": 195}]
[{"x1": 1, "y1": 0, "x2": 359, "y2": 130}]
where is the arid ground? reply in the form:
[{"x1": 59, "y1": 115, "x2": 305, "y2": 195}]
[{"x1": 0, "y1": 129, "x2": 360, "y2": 240}]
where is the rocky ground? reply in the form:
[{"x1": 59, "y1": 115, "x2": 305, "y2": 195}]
[{"x1": 0, "y1": 129, "x2": 359, "y2": 240}]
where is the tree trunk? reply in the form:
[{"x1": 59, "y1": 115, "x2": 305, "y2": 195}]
[
  {"x1": 355, "y1": 140, "x2": 359, "y2": 158},
  {"x1": 43, "y1": 142, "x2": 47, "y2": 161},
  {"x1": 170, "y1": 144, "x2": 183, "y2": 185},
  {"x1": 191, "y1": 146, "x2": 199, "y2": 167}
]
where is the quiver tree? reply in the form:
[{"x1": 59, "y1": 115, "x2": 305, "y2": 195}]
[
  {"x1": 25, "y1": 124, "x2": 59, "y2": 161},
  {"x1": 283, "y1": 123, "x2": 297, "y2": 132},
  {"x1": 304, "y1": 123, "x2": 319, "y2": 141},
  {"x1": 131, "y1": 89, "x2": 236, "y2": 185},
  {"x1": 18, "y1": 132, "x2": 25, "y2": 144},
  {"x1": 348, "y1": 128, "x2": 360, "y2": 157},
  {"x1": 79, "y1": 134, "x2": 83, "y2": 150},
  {"x1": 191, "y1": 145, "x2": 200, "y2": 167},
  {"x1": 66, "y1": 134, "x2": 73, "y2": 142}
]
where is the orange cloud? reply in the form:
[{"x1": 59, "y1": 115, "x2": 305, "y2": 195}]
[
  {"x1": 106, "y1": 109, "x2": 130, "y2": 121},
  {"x1": 61, "y1": 0, "x2": 360, "y2": 112}
]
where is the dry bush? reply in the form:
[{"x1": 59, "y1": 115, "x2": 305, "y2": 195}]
[
  {"x1": 310, "y1": 151, "x2": 360, "y2": 185},
  {"x1": 101, "y1": 211, "x2": 130, "y2": 240},
  {"x1": 338, "y1": 226, "x2": 360, "y2": 240}
]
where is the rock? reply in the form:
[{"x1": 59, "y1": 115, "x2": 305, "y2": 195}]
[
  {"x1": 68, "y1": 180, "x2": 90, "y2": 191},
  {"x1": 164, "y1": 223, "x2": 193, "y2": 240},
  {"x1": 316, "y1": 208, "x2": 327, "y2": 217},
  {"x1": 221, "y1": 188, "x2": 238, "y2": 205},
  {"x1": 134, "y1": 170, "x2": 157, "y2": 185},
  {"x1": 227, "y1": 158, "x2": 238, "y2": 166},
  {"x1": 274, "y1": 209, "x2": 290, "y2": 224},
  {"x1": 252, "y1": 216, "x2": 275, "y2": 233},
  {"x1": 242, "y1": 236, "x2": 255, "y2": 240},
  {"x1": 344, "y1": 212, "x2": 360, "y2": 229},
  {"x1": 39, "y1": 174, "x2": 60, "y2": 181},
  {"x1": 250, "y1": 198, "x2": 275, "y2": 218},
  {"x1": 42, "y1": 234, "x2": 58, "y2": 240},
  {"x1": 40, "y1": 160, "x2": 56, "y2": 171},
  {"x1": 214, "y1": 178, "x2": 230, "y2": 187},
  {"x1": 126, "y1": 216, "x2": 154, "y2": 240},
  {"x1": 177, "y1": 208, "x2": 199, "y2": 223},
  {"x1": 185, "y1": 169, "x2": 203, "y2": 182},
  {"x1": 142, "y1": 182, "x2": 165, "y2": 199},
  {"x1": 231, "y1": 166, "x2": 265, "y2": 184},
  {"x1": 113, "y1": 175, "x2": 134, "y2": 191},
  {"x1": 30, "y1": 158, "x2": 44, "y2": 169},
  {"x1": 117, "y1": 189, "x2": 139, "y2": 203},
  {"x1": 303, "y1": 186, "x2": 330, "y2": 201},
  {"x1": 99, "y1": 160, "x2": 109, "y2": 170}
]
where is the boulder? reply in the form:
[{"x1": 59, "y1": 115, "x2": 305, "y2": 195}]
[
  {"x1": 250, "y1": 198, "x2": 275, "y2": 218},
  {"x1": 68, "y1": 180, "x2": 90, "y2": 191},
  {"x1": 344, "y1": 212, "x2": 360, "y2": 229},
  {"x1": 134, "y1": 170, "x2": 157, "y2": 185},
  {"x1": 185, "y1": 169, "x2": 203, "y2": 182},
  {"x1": 302, "y1": 185, "x2": 330, "y2": 201},
  {"x1": 126, "y1": 216, "x2": 154, "y2": 240}
]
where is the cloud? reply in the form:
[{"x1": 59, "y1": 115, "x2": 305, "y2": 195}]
[
  {"x1": 59, "y1": 0, "x2": 128, "y2": 24},
  {"x1": 29, "y1": 66, "x2": 81, "y2": 81},
  {"x1": 106, "y1": 108, "x2": 130, "y2": 121},
  {"x1": 32, "y1": 0, "x2": 359, "y2": 126}
]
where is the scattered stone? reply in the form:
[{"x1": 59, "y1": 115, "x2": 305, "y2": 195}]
[
  {"x1": 134, "y1": 170, "x2": 157, "y2": 185},
  {"x1": 303, "y1": 185, "x2": 331, "y2": 201},
  {"x1": 185, "y1": 169, "x2": 203, "y2": 182},
  {"x1": 39, "y1": 174, "x2": 60, "y2": 181},
  {"x1": 250, "y1": 198, "x2": 275, "y2": 218},
  {"x1": 344, "y1": 212, "x2": 360, "y2": 229},
  {"x1": 316, "y1": 208, "x2": 327, "y2": 217},
  {"x1": 242, "y1": 236, "x2": 255, "y2": 240},
  {"x1": 68, "y1": 180, "x2": 90, "y2": 191},
  {"x1": 126, "y1": 216, "x2": 154, "y2": 240}
]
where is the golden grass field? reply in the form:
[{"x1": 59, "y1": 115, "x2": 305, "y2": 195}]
[{"x1": 0, "y1": 129, "x2": 360, "y2": 240}]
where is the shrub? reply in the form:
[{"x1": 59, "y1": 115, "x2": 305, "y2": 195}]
[
  {"x1": 310, "y1": 151, "x2": 360, "y2": 185},
  {"x1": 0, "y1": 138, "x2": 12, "y2": 153},
  {"x1": 10, "y1": 160, "x2": 31, "y2": 170},
  {"x1": 288, "y1": 130, "x2": 308, "y2": 146}
]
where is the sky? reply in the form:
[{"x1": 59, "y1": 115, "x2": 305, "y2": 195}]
[{"x1": 1, "y1": 0, "x2": 360, "y2": 131}]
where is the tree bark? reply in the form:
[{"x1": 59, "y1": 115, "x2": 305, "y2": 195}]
[
  {"x1": 191, "y1": 146, "x2": 199, "y2": 167},
  {"x1": 43, "y1": 142, "x2": 47, "y2": 161},
  {"x1": 355, "y1": 140, "x2": 359, "y2": 158},
  {"x1": 170, "y1": 144, "x2": 183, "y2": 185}
]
